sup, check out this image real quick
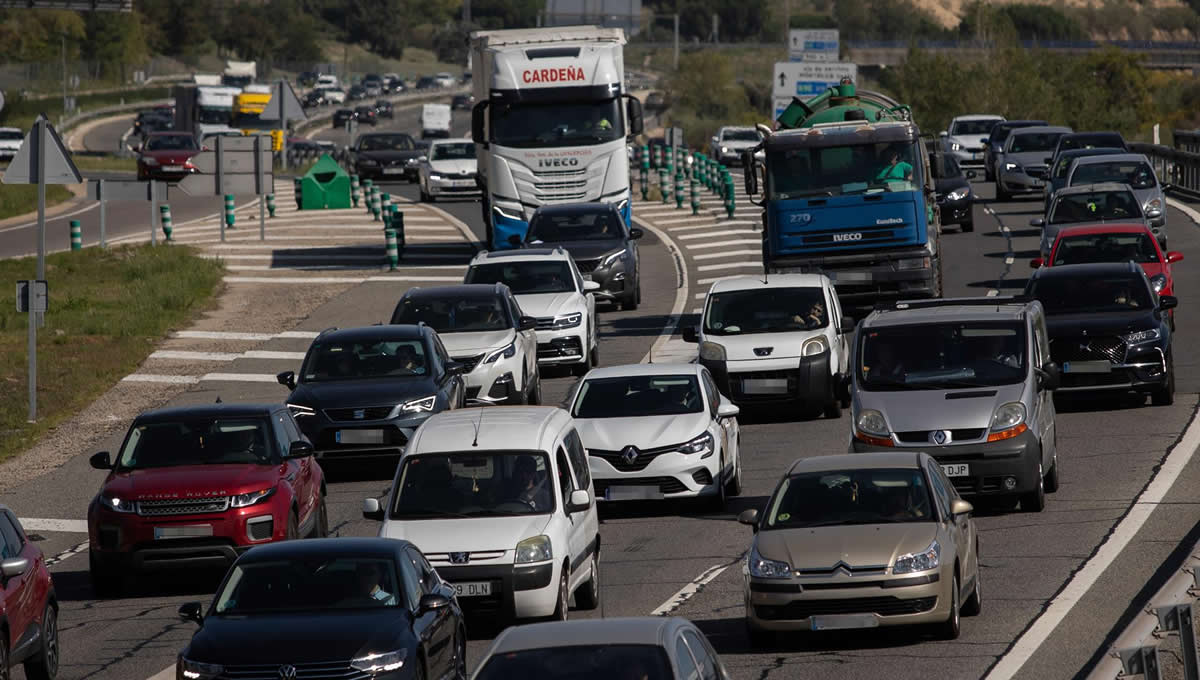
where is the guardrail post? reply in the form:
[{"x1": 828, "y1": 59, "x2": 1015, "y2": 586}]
[
  {"x1": 69, "y1": 220, "x2": 81, "y2": 251},
  {"x1": 160, "y1": 205, "x2": 173, "y2": 241}
]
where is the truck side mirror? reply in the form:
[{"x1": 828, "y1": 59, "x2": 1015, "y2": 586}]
[
  {"x1": 624, "y1": 94, "x2": 643, "y2": 137},
  {"x1": 743, "y1": 159, "x2": 758, "y2": 195},
  {"x1": 471, "y1": 101, "x2": 489, "y2": 148}
]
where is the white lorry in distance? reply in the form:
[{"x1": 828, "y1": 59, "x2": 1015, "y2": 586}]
[{"x1": 420, "y1": 103, "x2": 452, "y2": 139}]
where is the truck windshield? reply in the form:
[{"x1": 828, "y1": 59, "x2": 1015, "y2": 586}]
[
  {"x1": 767, "y1": 141, "x2": 922, "y2": 199},
  {"x1": 198, "y1": 108, "x2": 232, "y2": 124},
  {"x1": 858, "y1": 322, "x2": 1027, "y2": 390},
  {"x1": 490, "y1": 98, "x2": 624, "y2": 148},
  {"x1": 704, "y1": 287, "x2": 828, "y2": 335},
  {"x1": 1049, "y1": 191, "x2": 1141, "y2": 224}
]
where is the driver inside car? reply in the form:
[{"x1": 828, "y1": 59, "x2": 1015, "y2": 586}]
[{"x1": 506, "y1": 455, "x2": 550, "y2": 510}]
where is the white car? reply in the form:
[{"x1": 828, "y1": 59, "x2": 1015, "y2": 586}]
[
  {"x1": 390, "y1": 283, "x2": 541, "y2": 405},
  {"x1": 464, "y1": 248, "x2": 599, "y2": 376},
  {"x1": 318, "y1": 87, "x2": 346, "y2": 104},
  {"x1": 709, "y1": 126, "x2": 763, "y2": 166},
  {"x1": 418, "y1": 137, "x2": 481, "y2": 202},
  {"x1": 568, "y1": 363, "x2": 743, "y2": 509},
  {"x1": 683, "y1": 274, "x2": 853, "y2": 418},
  {"x1": 362, "y1": 406, "x2": 601, "y2": 621},
  {"x1": 434, "y1": 72, "x2": 456, "y2": 88},
  {"x1": 0, "y1": 126, "x2": 23, "y2": 160},
  {"x1": 941, "y1": 114, "x2": 1004, "y2": 169},
  {"x1": 315, "y1": 74, "x2": 340, "y2": 89}
]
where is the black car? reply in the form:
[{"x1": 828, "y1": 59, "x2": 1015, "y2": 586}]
[
  {"x1": 176, "y1": 537, "x2": 466, "y2": 680},
  {"x1": 451, "y1": 94, "x2": 473, "y2": 110},
  {"x1": 303, "y1": 90, "x2": 326, "y2": 109},
  {"x1": 348, "y1": 84, "x2": 368, "y2": 101},
  {"x1": 931, "y1": 153, "x2": 976, "y2": 232},
  {"x1": 298, "y1": 71, "x2": 318, "y2": 87},
  {"x1": 277, "y1": 326, "x2": 466, "y2": 461},
  {"x1": 416, "y1": 76, "x2": 437, "y2": 90},
  {"x1": 523, "y1": 202, "x2": 643, "y2": 310},
  {"x1": 984, "y1": 119, "x2": 1047, "y2": 181},
  {"x1": 134, "y1": 110, "x2": 173, "y2": 137},
  {"x1": 332, "y1": 108, "x2": 356, "y2": 128},
  {"x1": 355, "y1": 105, "x2": 378, "y2": 126},
  {"x1": 351, "y1": 132, "x2": 426, "y2": 181},
  {"x1": 1025, "y1": 262, "x2": 1176, "y2": 404},
  {"x1": 375, "y1": 99, "x2": 394, "y2": 118},
  {"x1": 386, "y1": 76, "x2": 407, "y2": 93},
  {"x1": 1045, "y1": 132, "x2": 1127, "y2": 183}
]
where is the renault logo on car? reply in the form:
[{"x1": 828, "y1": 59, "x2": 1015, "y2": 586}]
[
  {"x1": 621, "y1": 446, "x2": 640, "y2": 465},
  {"x1": 930, "y1": 430, "x2": 952, "y2": 445}
]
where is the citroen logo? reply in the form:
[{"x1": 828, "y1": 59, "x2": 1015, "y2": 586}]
[
  {"x1": 753, "y1": 347, "x2": 774, "y2": 356},
  {"x1": 278, "y1": 665, "x2": 297, "y2": 680},
  {"x1": 353, "y1": 409, "x2": 365, "y2": 420},
  {"x1": 449, "y1": 552, "x2": 470, "y2": 564},
  {"x1": 621, "y1": 446, "x2": 640, "y2": 465},
  {"x1": 931, "y1": 430, "x2": 952, "y2": 445}
]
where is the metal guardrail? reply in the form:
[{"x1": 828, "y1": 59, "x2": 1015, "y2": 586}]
[{"x1": 1129, "y1": 132, "x2": 1200, "y2": 201}]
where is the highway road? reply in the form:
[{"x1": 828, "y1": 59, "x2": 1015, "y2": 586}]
[{"x1": 5, "y1": 102, "x2": 1200, "y2": 680}]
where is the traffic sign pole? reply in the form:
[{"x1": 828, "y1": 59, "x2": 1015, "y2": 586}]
[
  {"x1": 149, "y1": 179, "x2": 158, "y2": 245},
  {"x1": 30, "y1": 118, "x2": 44, "y2": 421},
  {"x1": 97, "y1": 179, "x2": 106, "y2": 248}
]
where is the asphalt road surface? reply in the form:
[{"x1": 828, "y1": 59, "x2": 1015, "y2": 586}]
[{"x1": 6, "y1": 109, "x2": 1200, "y2": 680}]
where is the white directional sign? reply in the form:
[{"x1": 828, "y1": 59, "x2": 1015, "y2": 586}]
[
  {"x1": 88, "y1": 179, "x2": 167, "y2": 202},
  {"x1": 789, "y1": 29, "x2": 839, "y2": 62},
  {"x1": 191, "y1": 150, "x2": 273, "y2": 174},
  {"x1": 260, "y1": 79, "x2": 306, "y2": 122},
  {"x1": 773, "y1": 61, "x2": 858, "y2": 100},
  {"x1": 2, "y1": 116, "x2": 81, "y2": 185},
  {"x1": 179, "y1": 173, "x2": 275, "y2": 196}
]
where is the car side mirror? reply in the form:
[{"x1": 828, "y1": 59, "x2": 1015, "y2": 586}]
[
  {"x1": 717, "y1": 402, "x2": 740, "y2": 418},
  {"x1": 90, "y1": 451, "x2": 113, "y2": 470},
  {"x1": 1162, "y1": 182, "x2": 1173, "y2": 192},
  {"x1": 418, "y1": 592, "x2": 452, "y2": 613},
  {"x1": 178, "y1": 601, "x2": 204, "y2": 625},
  {"x1": 287, "y1": 440, "x2": 314, "y2": 458},
  {"x1": 939, "y1": 131, "x2": 948, "y2": 137},
  {"x1": 1039, "y1": 362, "x2": 1061, "y2": 391},
  {"x1": 1030, "y1": 257, "x2": 1044, "y2": 268},
  {"x1": 276, "y1": 371, "x2": 296, "y2": 390},
  {"x1": 507, "y1": 234, "x2": 522, "y2": 247},
  {"x1": 841, "y1": 315, "x2": 856, "y2": 332},
  {"x1": 0, "y1": 557, "x2": 29, "y2": 579},
  {"x1": 567, "y1": 488, "x2": 591, "y2": 513},
  {"x1": 583, "y1": 280, "x2": 600, "y2": 292},
  {"x1": 1030, "y1": 218, "x2": 1045, "y2": 228},
  {"x1": 1147, "y1": 208, "x2": 1163, "y2": 219},
  {"x1": 471, "y1": 101, "x2": 489, "y2": 148},
  {"x1": 737, "y1": 508, "x2": 759, "y2": 532},
  {"x1": 1167, "y1": 251, "x2": 1184, "y2": 263},
  {"x1": 682, "y1": 325, "x2": 699, "y2": 343},
  {"x1": 518, "y1": 316, "x2": 538, "y2": 331},
  {"x1": 362, "y1": 497, "x2": 385, "y2": 521},
  {"x1": 950, "y1": 498, "x2": 974, "y2": 517},
  {"x1": 445, "y1": 360, "x2": 467, "y2": 376},
  {"x1": 630, "y1": 227, "x2": 644, "y2": 240},
  {"x1": 1160, "y1": 295, "x2": 1178, "y2": 311},
  {"x1": 966, "y1": 170, "x2": 977, "y2": 179}
]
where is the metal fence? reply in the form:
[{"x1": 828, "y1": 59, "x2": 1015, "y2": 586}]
[{"x1": 1129, "y1": 131, "x2": 1200, "y2": 201}]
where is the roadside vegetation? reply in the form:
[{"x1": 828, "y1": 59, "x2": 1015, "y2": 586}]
[
  {"x1": 0, "y1": 244, "x2": 224, "y2": 464},
  {"x1": 0, "y1": 185, "x2": 74, "y2": 221}
]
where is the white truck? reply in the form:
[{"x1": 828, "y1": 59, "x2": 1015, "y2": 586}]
[
  {"x1": 469, "y1": 26, "x2": 644, "y2": 249},
  {"x1": 419, "y1": 103, "x2": 452, "y2": 139}
]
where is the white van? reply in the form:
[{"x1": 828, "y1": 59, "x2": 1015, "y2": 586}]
[
  {"x1": 315, "y1": 74, "x2": 340, "y2": 89},
  {"x1": 420, "y1": 103, "x2": 452, "y2": 139},
  {"x1": 363, "y1": 406, "x2": 601, "y2": 621}
]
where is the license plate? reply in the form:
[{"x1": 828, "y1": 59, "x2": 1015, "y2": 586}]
[
  {"x1": 163, "y1": 165, "x2": 183, "y2": 172},
  {"x1": 383, "y1": 167, "x2": 404, "y2": 174},
  {"x1": 605, "y1": 485, "x2": 664, "y2": 501},
  {"x1": 810, "y1": 614, "x2": 879, "y2": 631},
  {"x1": 1063, "y1": 361, "x2": 1111, "y2": 374},
  {"x1": 154, "y1": 525, "x2": 212, "y2": 539},
  {"x1": 942, "y1": 464, "x2": 969, "y2": 477},
  {"x1": 449, "y1": 180, "x2": 474, "y2": 187},
  {"x1": 743, "y1": 378, "x2": 789, "y2": 394},
  {"x1": 971, "y1": 153, "x2": 982, "y2": 160},
  {"x1": 336, "y1": 429, "x2": 386, "y2": 444},
  {"x1": 452, "y1": 581, "x2": 492, "y2": 597},
  {"x1": 830, "y1": 271, "x2": 872, "y2": 283}
]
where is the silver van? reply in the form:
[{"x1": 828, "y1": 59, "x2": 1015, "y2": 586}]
[{"x1": 840, "y1": 297, "x2": 1061, "y2": 512}]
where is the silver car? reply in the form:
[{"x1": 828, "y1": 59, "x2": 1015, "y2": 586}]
[
  {"x1": 709, "y1": 126, "x2": 763, "y2": 166},
  {"x1": 1066, "y1": 153, "x2": 1168, "y2": 247},
  {"x1": 996, "y1": 125, "x2": 1073, "y2": 201},
  {"x1": 844, "y1": 296, "x2": 1060, "y2": 512},
  {"x1": 940, "y1": 114, "x2": 1004, "y2": 169},
  {"x1": 1034, "y1": 182, "x2": 1158, "y2": 257}
]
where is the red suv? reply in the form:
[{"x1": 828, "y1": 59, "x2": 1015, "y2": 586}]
[
  {"x1": 1, "y1": 505, "x2": 59, "y2": 680},
  {"x1": 86, "y1": 404, "x2": 328, "y2": 596}
]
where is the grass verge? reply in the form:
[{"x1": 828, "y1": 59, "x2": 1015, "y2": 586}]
[
  {"x1": 69, "y1": 156, "x2": 138, "y2": 174},
  {"x1": 0, "y1": 244, "x2": 225, "y2": 464},
  {"x1": 0, "y1": 185, "x2": 74, "y2": 221}
]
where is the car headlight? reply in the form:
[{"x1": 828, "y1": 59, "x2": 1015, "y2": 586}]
[
  {"x1": 350, "y1": 648, "x2": 408, "y2": 673},
  {"x1": 721, "y1": 145, "x2": 729, "y2": 154},
  {"x1": 987, "y1": 401, "x2": 1028, "y2": 442},
  {"x1": 429, "y1": 173, "x2": 443, "y2": 181},
  {"x1": 946, "y1": 187, "x2": 970, "y2": 202},
  {"x1": 287, "y1": 403, "x2": 315, "y2": 418},
  {"x1": 179, "y1": 657, "x2": 223, "y2": 680},
  {"x1": 802, "y1": 336, "x2": 828, "y2": 356},
  {"x1": 897, "y1": 256, "x2": 930, "y2": 271},
  {"x1": 1150, "y1": 275, "x2": 1167, "y2": 293},
  {"x1": 483, "y1": 342, "x2": 516, "y2": 364},
  {"x1": 99, "y1": 494, "x2": 136, "y2": 513},
  {"x1": 748, "y1": 546, "x2": 792, "y2": 579},
  {"x1": 1004, "y1": 162, "x2": 1020, "y2": 172},
  {"x1": 893, "y1": 539, "x2": 940, "y2": 575},
  {"x1": 855, "y1": 409, "x2": 889, "y2": 437},
  {"x1": 1145, "y1": 198, "x2": 1162, "y2": 213},
  {"x1": 515, "y1": 535, "x2": 552, "y2": 563},
  {"x1": 230, "y1": 487, "x2": 276, "y2": 508},
  {"x1": 398, "y1": 395, "x2": 437, "y2": 413},
  {"x1": 1123, "y1": 328, "x2": 1161, "y2": 344},
  {"x1": 950, "y1": 142, "x2": 961, "y2": 151},
  {"x1": 678, "y1": 431, "x2": 714, "y2": 455},
  {"x1": 600, "y1": 250, "x2": 626, "y2": 268},
  {"x1": 551, "y1": 312, "x2": 582, "y2": 329},
  {"x1": 698, "y1": 340, "x2": 726, "y2": 362},
  {"x1": 142, "y1": 157, "x2": 160, "y2": 166}
]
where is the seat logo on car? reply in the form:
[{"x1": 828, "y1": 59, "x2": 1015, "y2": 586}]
[
  {"x1": 449, "y1": 552, "x2": 470, "y2": 564},
  {"x1": 930, "y1": 430, "x2": 953, "y2": 445},
  {"x1": 754, "y1": 347, "x2": 774, "y2": 356},
  {"x1": 353, "y1": 409, "x2": 366, "y2": 420},
  {"x1": 621, "y1": 446, "x2": 640, "y2": 465},
  {"x1": 278, "y1": 665, "x2": 297, "y2": 680}
]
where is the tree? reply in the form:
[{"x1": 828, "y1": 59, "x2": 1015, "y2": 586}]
[
  {"x1": 82, "y1": 11, "x2": 149, "y2": 80},
  {"x1": 345, "y1": 0, "x2": 407, "y2": 59}
]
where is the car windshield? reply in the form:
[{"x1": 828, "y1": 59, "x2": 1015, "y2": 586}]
[
  {"x1": 1009, "y1": 132, "x2": 1064, "y2": 153},
  {"x1": 146, "y1": 135, "x2": 197, "y2": 151},
  {"x1": 391, "y1": 452, "x2": 556, "y2": 518},
  {"x1": 1053, "y1": 232, "x2": 1160, "y2": 265},
  {"x1": 767, "y1": 140, "x2": 922, "y2": 198},
  {"x1": 704, "y1": 287, "x2": 828, "y2": 335},
  {"x1": 573, "y1": 375, "x2": 704, "y2": 418},
  {"x1": 1070, "y1": 161, "x2": 1157, "y2": 189},
  {"x1": 951, "y1": 119, "x2": 999, "y2": 136},
  {"x1": 300, "y1": 338, "x2": 429, "y2": 382},
  {"x1": 1027, "y1": 273, "x2": 1154, "y2": 313},
  {"x1": 431, "y1": 143, "x2": 475, "y2": 161},
  {"x1": 490, "y1": 98, "x2": 625, "y2": 148},
  {"x1": 473, "y1": 645, "x2": 673, "y2": 680},
  {"x1": 1049, "y1": 191, "x2": 1142, "y2": 224},
  {"x1": 723, "y1": 129, "x2": 762, "y2": 142},
  {"x1": 527, "y1": 210, "x2": 624, "y2": 243},
  {"x1": 991, "y1": 123, "x2": 1045, "y2": 143},
  {"x1": 936, "y1": 156, "x2": 963, "y2": 178},
  {"x1": 0, "y1": 130, "x2": 22, "y2": 140},
  {"x1": 764, "y1": 468, "x2": 935, "y2": 529},
  {"x1": 391, "y1": 296, "x2": 509, "y2": 332},
  {"x1": 116, "y1": 418, "x2": 273, "y2": 469},
  {"x1": 1053, "y1": 151, "x2": 1123, "y2": 180},
  {"x1": 859, "y1": 322, "x2": 1026, "y2": 390},
  {"x1": 213, "y1": 557, "x2": 403, "y2": 614},
  {"x1": 360, "y1": 135, "x2": 414, "y2": 151},
  {"x1": 1060, "y1": 134, "x2": 1124, "y2": 152},
  {"x1": 466, "y1": 261, "x2": 575, "y2": 294}
]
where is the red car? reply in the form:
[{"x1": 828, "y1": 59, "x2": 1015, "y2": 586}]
[
  {"x1": 1, "y1": 505, "x2": 59, "y2": 680},
  {"x1": 86, "y1": 404, "x2": 328, "y2": 596},
  {"x1": 135, "y1": 131, "x2": 200, "y2": 181},
  {"x1": 1031, "y1": 223, "x2": 1182, "y2": 324}
]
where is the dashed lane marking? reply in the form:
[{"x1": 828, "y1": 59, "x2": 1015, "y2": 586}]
[
  {"x1": 691, "y1": 250, "x2": 762, "y2": 261},
  {"x1": 697, "y1": 261, "x2": 767, "y2": 272},
  {"x1": 678, "y1": 230, "x2": 757, "y2": 241},
  {"x1": 685, "y1": 239, "x2": 760, "y2": 250},
  {"x1": 121, "y1": 373, "x2": 282, "y2": 384},
  {"x1": 174, "y1": 330, "x2": 318, "y2": 341},
  {"x1": 149, "y1": 350, "x2": 307, "y2": 362}
]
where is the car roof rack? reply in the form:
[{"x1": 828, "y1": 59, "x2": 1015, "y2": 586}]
[{"x1": 873, "y1": 295, "x2": 1032, "y2": 312}]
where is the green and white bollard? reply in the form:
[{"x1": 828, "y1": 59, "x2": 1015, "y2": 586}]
[
  {"x1": 690, "y1": 178, "x2": 700, "y2": 215},
  {"x1": 69, "y1": 220, "x2": 82, "y2": 251},
  {"x1": 725, "y1": 173, "x2": 736, "y2": 218},
  {"x1": 674, "y1": 169, "x2": 685, "y2": 209},
  {"x1": 293, "y1": 177, "x2": 302, "y2": 208},
  {"x1": 659, "y1": 166, "x2": 669, "y2": 204},
  {"x1": 266, "y1": 194, "x2": 276, "y2": 218},
  {"x1": 363, "y1": 180, "x2": 375, "y2": 215},
  {"x1": 350, "y1": 175, "x2": 361, "y2": 208},
  {"x1": 391, "y1": 206, "x2": 405, "y2": 255},
  {"x1": 370, "y1": 187, "x2": 381, "y2": 221},
  {"x1": 380, "y1": 193, "x2": 392, "y2": 225},
  {"x1": 160, "y1": 205, "x2": 173, "y2": 241},
  {"x1": 224, "y1": 194, "x2": 236, "y2": 229},
  {"x1": 382, "y1": 201, "x2": 393, "y2": 231},
  {"x1": 640, "y1": 144, "x2": 650, "y2": 201},
  {"x1": 385, "y1": 228, "x2": 399, "y2": 271},
  {"x1": 653, "y1": 144, "x2": 662, "y2": 169}
]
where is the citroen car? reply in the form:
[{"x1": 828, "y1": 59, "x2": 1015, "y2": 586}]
[{"x1": 523, "y1": 202, "x2": 643, "y2": 310}]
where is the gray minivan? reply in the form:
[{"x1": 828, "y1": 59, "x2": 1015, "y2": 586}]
[{"x1": 839, "y1": 297, "x2": 1061, "y2": 512}]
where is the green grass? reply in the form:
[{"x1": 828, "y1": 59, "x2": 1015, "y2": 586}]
[
  {"x1": 0, "y1": 87, "x2": 173, "y2": 132},
  {"x1": 0, "y1": 185, "x2": 74, "y2": 221},
  {"x1": 0, "y1": 244, "x2": 225, "y2": 464},
  {"x1": 68, "y1": 155, "x2": 138, "y2": 173}
]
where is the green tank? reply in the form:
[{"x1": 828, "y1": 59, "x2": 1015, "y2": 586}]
[{"x1": 776, "y1": 79, "x2": 912, "y2": 129}]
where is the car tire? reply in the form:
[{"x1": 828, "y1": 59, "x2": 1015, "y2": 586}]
[
  {"x1": 419, "y1": 187, "x2": 429, "y2": 202},
  {"x1": 311, "y1": 496, "x2": 329, "y2": 538},
  {"x1": 550, "y1": 563, "x2": 570, "y2": 621},
  {"x1": 574, "y1": 551, "x2": 601, "y2": 611},
  {"x1": 23, "y1": 602, "x2": 58, "y2": 680},
  {"x1": 995, "y1": 184, "x2": 1010, "y2": 202},
  {"x1": 725, "y1": 444, "x2": 743, "y2": 497},
  {"x1": 528, "y1": 368, "x2": 542, "y2": 405},
  {"x1": 451, "y1": 629, "x2": 467, "y2": 680},
  {"x1": 707, "y1": 455, "x2": 728, "y2": 511},
  {"x1": 962, "y1": 562, "x2": 982, "y2": 617},
  {"x1": 0, "y1": 634, "x2": 8, "y2": 680},
  {"x1": 286, "y1": 511, "x2": 299, "y2": 540},
  {"x1": 745, "y1": 620, "x2": 776, "y2": 649},
  {"x1": 939, "y1": 573, "x2": 961, "y2": 640},
  {"x1": 1152, "y1": 353, "x2": 1175, "y2": 406},
  {"x1": 589, "y1": 332, "x2": 599, "y2": 368},
  {"x1": 1020, "y1": 462, "x2": 1046, "y2": 512},
  {"x1": 88, "y1": 550, "x2": 121, "y2": 598},
  {"x1": 961, "y1": 218, "x2": 975, "y2": 233},
  {"x1": 1044, "y1": 450, "x2": 1060, "y2": 494},
  {"x1": 622, "y1": 291, "x2": 639, "y2": 311}
]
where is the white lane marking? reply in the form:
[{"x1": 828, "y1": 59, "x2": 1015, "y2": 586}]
[
  {"x1": 45, "y1": 540, "x2": 89, "y2": 566},
  {"x1": 691, "y1": 307, "x2": 702, "y2": 314},
  {"x1": 244, "y1": 351, "x2": 308, "y2": 360},
  {"x1": 986, "y1": 289, "x2": 999, "y2": 296},
  {"x1": 631, "y1": 212, "x2": 688, "y2": 365},
  {"x1": 0, "y1": 202, "x2": 99, "y2": 234},
  {"x1": 697, "y1": 261, "x2": 766, "y2": 272},
  {"x1": 678, "y1": 230, "x2": 756, "y2": 241},
  {"x1": 170, "y1": 330, "x2": 320, "y2": 341},
  {"x1": 692, "y1": 250, "x2": 762, "y2": 261},
  {"x1": 1005, "y1": 256, "x2": 1014, "y2": 265},
  {"x1": 149, "y1": 350, "x2": 306, "y2": 362},
  {"x1": 656, "y1": 215, "x2": 725, "y2": 226},
  {"x1": 669, "y1": 221, "x2": 757, "y2": 233},
  {"x1": 202, "y1": 372, "x2": 282, "y2": 383},
  {"x1": 651, "y1": 562, "x2": 734, "y2": 616},
  {"x1": 685, "y1": 239, "x2": 760, "y2": 250},
  {"x1": 223, "y1": 275, "x2": 465, "y2": 284},
  {"x1": 1167, "y1": 197, "x2": 1200, "y2": 225},
  {"x1": 985, "y1": 401, "x2": 1200, "y2": 679},
  {"x1": 147, "y1": 665, "x2": 174, "y2": 680},
  {"x1": 123, "y1": 372, "x2": 287, "y2": 384},
  {"x1": 18, "y1": 518, "x2": 89, "y2": 533},
  {"x1": 279, "y1": 331, "x2": 321, "y2": 338},
  {"x1": 694, "y1": 293, "x2": 707, "y2": 300},
  {"x1": 121, "y1": 374, "x2": 198, "y2": 384},
  {"x1": 698, "y1": 275, "x2": 757, "y2": 285},
  {"x1": 209, "y1": 254, "x2": 385, "y2": 262}
]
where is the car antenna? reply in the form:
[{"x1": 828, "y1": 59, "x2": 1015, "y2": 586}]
[{"x1": 471, "y1": 408, "x2": 483, "y2": 447}]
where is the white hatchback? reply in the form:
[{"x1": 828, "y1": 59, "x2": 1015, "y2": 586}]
[{"x1": 363, "y1": 407, "x2": 601, "y2": 621}]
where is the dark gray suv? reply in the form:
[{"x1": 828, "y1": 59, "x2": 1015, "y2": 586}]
[{"x1": 521, "y1": 202, "x2": 643, "y2": 310}]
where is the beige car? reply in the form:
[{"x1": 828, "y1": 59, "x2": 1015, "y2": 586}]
[{"x1": 739, "y1": 452, "x2": 980, "y2": 643}]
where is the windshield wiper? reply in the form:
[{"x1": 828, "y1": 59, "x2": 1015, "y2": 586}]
[{"x1": 913, "y1": 379, "x2": 992, "y2": 389}]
